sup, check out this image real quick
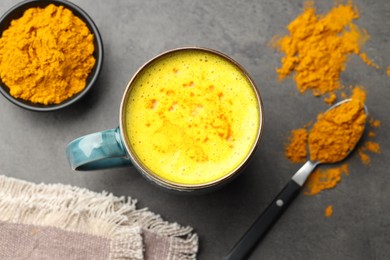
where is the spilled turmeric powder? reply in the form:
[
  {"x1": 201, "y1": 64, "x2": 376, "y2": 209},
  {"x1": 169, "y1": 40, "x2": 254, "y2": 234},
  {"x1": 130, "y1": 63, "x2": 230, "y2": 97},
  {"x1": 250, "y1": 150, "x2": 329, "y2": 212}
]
[
  {"x1": 358, "y1": 139, "x2": 381, "y2": 165},
  {"x1": 0, "y1": 4, "x2": 96, "y2": 105},
  {"x1": 324, "y1": 93, "x2": 337, "y2": 105},
  {"x1": 357, "y1": 115, "x2": 381, "y2": 164},
  {"x1": 304, "y1": 164, "x2": 349, "y2": 195},
  {"x1": 369, "y1": 118, "x2": 381, "y2": 128},
  {"x1": 278, "y1": 1, "x2": 382, "y2": 199},
  {"x1": 285, "y1": 128, "x2": 308, "y2": 163},
  {"x1": 359, "y1": 53, "x2": 380, "y2": 69},
  {"x1": 358, "y1": 148, "x2": 371, "y2": 165},
  {"x1": 325, "y1": 205, "x2": 333, "y2": 217},
  {"x1": 364, "y1": 141, "x2": 381, "y2": 153},
  {"x1": 273, "y1": 1, "x2": 374, "y2": 97}
]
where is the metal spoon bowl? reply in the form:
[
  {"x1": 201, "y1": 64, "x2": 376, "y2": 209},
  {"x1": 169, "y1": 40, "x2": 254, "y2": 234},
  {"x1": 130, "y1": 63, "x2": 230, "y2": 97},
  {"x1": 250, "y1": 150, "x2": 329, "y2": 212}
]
[
  {"x1": 225, "y1": 99, "x2": 368, "y2": 260},
  {"x1": 294, "y1": 98, "x2": 367, "y2": 185}
]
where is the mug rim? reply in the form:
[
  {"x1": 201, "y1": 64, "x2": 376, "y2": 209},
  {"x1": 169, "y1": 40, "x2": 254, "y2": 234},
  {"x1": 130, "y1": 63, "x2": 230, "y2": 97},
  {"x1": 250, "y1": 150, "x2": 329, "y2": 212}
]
[{"x1": 119, "y1": 47, "x2": 264, "y2": 191}]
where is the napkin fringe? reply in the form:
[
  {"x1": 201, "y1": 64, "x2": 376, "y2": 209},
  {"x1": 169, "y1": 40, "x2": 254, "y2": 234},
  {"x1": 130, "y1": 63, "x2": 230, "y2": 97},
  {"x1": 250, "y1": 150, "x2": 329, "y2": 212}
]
[
  {"x1": 168, "y1": 233, "x2": 199, "y2": 260},
  {"x1": 0, "y1": 176, "x2": 144, "y2": 260},
  {"x1": 127, "y1": 208, "x2": 199, "y2": 259},
  {"x1": 0, "y1": 175, "x2": 198, "y2": 260}
]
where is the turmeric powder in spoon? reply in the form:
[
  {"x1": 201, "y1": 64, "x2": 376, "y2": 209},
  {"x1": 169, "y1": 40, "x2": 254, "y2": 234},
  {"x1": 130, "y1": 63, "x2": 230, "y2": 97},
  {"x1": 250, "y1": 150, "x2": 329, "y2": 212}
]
[
  {"x1": 303, "y1": 99, "x2": 366, "y2": 196},
  {"x1": 226, "y1": 100, "x2": 368, "y2": 259},
  {"x1": 309, "y1": 99, "x2": 367, "y2": 163}
]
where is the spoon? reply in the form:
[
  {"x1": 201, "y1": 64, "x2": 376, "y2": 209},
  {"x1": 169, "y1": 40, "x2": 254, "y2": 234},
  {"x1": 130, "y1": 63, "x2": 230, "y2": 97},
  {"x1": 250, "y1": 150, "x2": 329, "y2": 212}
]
[{"x1": 225, "y1": 99, "x2": 368, "y2": 260}]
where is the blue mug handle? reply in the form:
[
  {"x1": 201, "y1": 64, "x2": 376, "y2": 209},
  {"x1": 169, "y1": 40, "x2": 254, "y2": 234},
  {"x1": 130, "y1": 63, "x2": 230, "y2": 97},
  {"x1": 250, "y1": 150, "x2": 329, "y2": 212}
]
[{"x1": 66, "y1": 127, "x2": 132, "y2": 170}]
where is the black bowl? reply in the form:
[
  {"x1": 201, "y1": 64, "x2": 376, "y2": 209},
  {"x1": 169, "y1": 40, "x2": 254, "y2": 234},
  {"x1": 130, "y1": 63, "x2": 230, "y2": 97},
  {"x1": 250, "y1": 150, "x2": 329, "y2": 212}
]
[{"x1": 0, "y1": 0, "x2": 103, "y2": 111}]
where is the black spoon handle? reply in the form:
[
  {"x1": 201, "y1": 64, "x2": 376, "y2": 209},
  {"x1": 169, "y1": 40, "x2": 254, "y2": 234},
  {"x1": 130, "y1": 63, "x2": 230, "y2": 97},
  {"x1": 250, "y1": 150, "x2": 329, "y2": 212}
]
[{"x1": 225, "y1": 180, "x2": 301, "y2": 260}]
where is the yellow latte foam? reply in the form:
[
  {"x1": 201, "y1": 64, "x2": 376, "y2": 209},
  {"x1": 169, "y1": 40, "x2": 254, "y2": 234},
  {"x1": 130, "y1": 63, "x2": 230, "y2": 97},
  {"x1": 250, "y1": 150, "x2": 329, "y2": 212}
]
[{"x1": 125, "y1": 49, "x2": 260, "y2": 185}]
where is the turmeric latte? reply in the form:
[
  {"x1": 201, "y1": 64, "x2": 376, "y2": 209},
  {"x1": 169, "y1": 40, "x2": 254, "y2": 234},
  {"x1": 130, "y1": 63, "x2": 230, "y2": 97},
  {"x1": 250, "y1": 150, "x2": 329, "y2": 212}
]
[
  {"x1": 0, "y1": 4, "x2": 95, "y2": 104},
  {"x1": 308, "y1": 100, "x2": 366, "y2": 163},
  {"x1": 124, "y1": 50, "x2": 260, "y2": 185}
]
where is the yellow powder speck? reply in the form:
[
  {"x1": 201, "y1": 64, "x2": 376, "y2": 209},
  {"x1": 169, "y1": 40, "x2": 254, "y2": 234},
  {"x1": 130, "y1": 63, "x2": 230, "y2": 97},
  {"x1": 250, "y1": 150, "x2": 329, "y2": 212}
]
[
  {"x1": 358, "y1": 140, "x2": 380, "y2": 165},
  {"x1": 369, "y1": 118, "x2": 381, "y2": 128},
  {"x1": 387, "y1": 66, "x2": 390, "y2": 76},
  {"x1": 368, "y1": 131, "x2": 376, "y2": 138},
  {"x1": 324, "y1": 93, "x2": 337, "y2": 105},
  {"x1": 365, "y1": 141, "x2": 381, "y2": 154},
  {"x1": 358, "y1": 147, "x2": 371, "y2": 165},
  {"x1": 359, "y1": 53, "x2": 380, "y2": 69},
  {"x1": 325, "y1": 205, "x2": 333, "y2": 217},
  {"x1": 341, "y1": 163, "x2": 350, "y2": 176}
]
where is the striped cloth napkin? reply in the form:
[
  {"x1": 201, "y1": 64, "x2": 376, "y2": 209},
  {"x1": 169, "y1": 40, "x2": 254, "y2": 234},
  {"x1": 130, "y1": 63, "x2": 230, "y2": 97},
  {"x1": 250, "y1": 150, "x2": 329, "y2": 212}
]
[{"x1": 0, "y1": 175, "x2": 198, "y2": 260}]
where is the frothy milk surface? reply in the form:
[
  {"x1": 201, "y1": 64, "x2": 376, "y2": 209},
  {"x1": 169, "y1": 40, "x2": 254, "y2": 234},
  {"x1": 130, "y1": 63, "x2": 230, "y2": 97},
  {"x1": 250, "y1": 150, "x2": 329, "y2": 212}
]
[{"x1": 125, "y1": 50, "x2": 260, "y2": 185}]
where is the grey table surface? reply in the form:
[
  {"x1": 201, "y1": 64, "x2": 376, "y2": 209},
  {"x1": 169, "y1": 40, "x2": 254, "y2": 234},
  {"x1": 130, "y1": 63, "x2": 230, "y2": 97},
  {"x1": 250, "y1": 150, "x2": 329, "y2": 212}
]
[{"x1": 1, "y1": 0, "x2": 389, "y2": 259}]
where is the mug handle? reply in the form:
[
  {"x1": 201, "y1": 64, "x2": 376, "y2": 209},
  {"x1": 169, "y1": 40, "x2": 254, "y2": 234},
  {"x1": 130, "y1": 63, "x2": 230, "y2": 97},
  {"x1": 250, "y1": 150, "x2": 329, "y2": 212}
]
[{"x1": 66, "y1": 127, "x2": 132, "y2": 170}]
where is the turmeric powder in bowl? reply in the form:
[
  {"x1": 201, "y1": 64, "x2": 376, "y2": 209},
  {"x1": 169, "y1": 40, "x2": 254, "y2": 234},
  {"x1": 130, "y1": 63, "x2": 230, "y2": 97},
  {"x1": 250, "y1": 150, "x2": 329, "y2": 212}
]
[{"x1": 0, "y1": 0, "x2": 103, "y2": 111}]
